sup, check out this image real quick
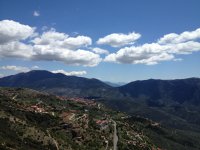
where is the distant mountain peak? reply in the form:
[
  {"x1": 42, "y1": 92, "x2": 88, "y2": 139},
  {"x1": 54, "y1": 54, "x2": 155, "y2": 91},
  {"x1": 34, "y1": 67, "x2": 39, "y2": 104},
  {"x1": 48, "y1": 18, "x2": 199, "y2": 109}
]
[{"x1": 0, "y1": 70, "x2": 119, "y2": 98}]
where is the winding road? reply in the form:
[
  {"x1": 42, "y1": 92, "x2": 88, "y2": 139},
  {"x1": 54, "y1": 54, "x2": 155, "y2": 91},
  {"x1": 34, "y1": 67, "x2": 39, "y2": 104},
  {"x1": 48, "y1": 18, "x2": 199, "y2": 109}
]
[
  {"x1": 112, "y1": 120, "x2": 118, "y2": 150},
  {"x1": 47, "y1": 130, "x2": 59, "y2": 150},
  {"x1": 69, "y1": 113, "x2": 75, "y2": 120},
  {"x1": 105, "y1": 140, "x2": 108, "y2": 150}
]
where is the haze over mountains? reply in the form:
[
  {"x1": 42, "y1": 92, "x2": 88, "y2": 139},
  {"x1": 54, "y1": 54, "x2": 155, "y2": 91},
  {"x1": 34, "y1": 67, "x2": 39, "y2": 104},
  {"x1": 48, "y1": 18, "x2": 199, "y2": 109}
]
[{"x1": 104, "y1": 81, "x2": 127, "y2": 87}]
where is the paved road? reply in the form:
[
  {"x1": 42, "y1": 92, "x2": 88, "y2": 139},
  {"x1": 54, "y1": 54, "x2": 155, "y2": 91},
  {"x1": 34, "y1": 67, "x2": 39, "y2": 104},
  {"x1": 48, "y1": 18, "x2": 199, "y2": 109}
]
[
  {"x1": 112, "y1": 120, "x2": 118, "y2": 150},
  {"x1": 69, "y1": 113, "x2": 75, "y2": 120},
  {"x1": 47, "y1": 130, "x2": 59, "y2": 150},
  {"x1": 105, "y1": 140, "x2": 108, "y2": 150}
]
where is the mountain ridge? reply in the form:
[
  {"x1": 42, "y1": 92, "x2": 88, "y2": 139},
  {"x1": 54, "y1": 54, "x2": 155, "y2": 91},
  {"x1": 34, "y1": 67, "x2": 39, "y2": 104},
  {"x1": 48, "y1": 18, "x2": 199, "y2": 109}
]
[
  {"x1": 118, "y1": 77, "x2": 200, "y2": 105},
  {"x1": 1, "y1": 70, "x2": 200, "y2": 103},
  {"x1": 0, "y1": 70, "x2": 122, "y2": 99}
]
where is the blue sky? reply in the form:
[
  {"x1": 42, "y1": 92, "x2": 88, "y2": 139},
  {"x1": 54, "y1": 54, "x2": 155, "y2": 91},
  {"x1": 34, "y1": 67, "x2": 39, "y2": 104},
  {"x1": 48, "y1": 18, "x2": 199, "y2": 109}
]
[{"x1": 0, "y1": 0, "x2": 200, "y2": 82}]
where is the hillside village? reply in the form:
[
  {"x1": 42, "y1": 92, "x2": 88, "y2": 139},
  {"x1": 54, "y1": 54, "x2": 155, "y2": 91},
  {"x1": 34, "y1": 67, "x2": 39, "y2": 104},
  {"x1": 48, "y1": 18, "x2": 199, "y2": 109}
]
[{"x1": 0, "y1": 87, "x2": 162, "y2": 150}]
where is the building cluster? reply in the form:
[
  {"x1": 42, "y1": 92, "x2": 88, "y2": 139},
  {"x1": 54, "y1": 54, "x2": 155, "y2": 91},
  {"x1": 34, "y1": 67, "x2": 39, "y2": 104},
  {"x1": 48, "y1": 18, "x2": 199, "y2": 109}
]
[
  {"x1": 57, "y1": 96, "x2": 97, "y2": 107},
  {"x1": 29, "y1": 105, "x2": 47, "y2": 113},
  {"x1": 96, "y1": 119, "x2": 109, "y2": 130}
]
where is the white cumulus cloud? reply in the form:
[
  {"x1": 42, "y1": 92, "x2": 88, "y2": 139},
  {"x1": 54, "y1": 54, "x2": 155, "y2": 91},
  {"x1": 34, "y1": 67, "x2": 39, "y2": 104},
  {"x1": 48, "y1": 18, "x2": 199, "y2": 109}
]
[
  {"x1": 32, "y1": 45, "x2": 101, "y2": 67},
  {"x1": 32, "y1": 65, "x2": 40, "y2": 69},
  {"x1": 62, "y1": 35, "x2": 92, "y2": 49},
  {"x1": 1, "y1": 19, "x2": 200, "y2": 66},
  {"x1": 97, "y1": 32, "x2": 141, "y2": 47},
  {"x1": 32, "y1": 29, "x2": 92, "y2": 50},
  {"x1": 31, "y1": 29, "x2": 100, "y2": 66},
  {"x1": 104, "y1": 44, "x2": 174, "y2": 65},
  {"x1": 0, "y1": 20, "x2": 35, "y2": 44},
  {"x1": 0, "y1": 65, "x2": 31, "y2": 72},
  {"x1": 105, "y1": 28, "x2": 200, "y2": 65},
  {"x1": 0, "y1": 41, "x2": 33, "y2": 58},
  {"x1": 33, "y1": 11, "x2": 40, "y2": 17},
  {"x1": 158, "y1": 28, "x2": 200, "y2": 44},
  {"x1": 51, "y1": 70, "x2": 87, "y2": 76},
  {"x1": 91, "y1": 47, "x2": 109, "y2": 55},
  {"x1": 0, "y1": 20, "x2": 101, "y2": 67}
]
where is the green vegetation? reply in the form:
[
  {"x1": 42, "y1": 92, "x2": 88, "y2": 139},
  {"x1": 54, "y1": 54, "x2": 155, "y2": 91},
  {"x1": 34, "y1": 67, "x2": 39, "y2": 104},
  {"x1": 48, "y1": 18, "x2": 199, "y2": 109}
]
[
  {"x1": 101, "y1": 98, "x2": 200, "y2": 150},
  {"x1": 0, "y1": 87, "x2": 158, "y2": 150}
]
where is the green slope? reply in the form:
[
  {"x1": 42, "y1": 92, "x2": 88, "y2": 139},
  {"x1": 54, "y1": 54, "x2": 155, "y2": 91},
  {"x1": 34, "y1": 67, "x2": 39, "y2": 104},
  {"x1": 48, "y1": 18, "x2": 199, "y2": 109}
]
[{"x1": 0, "y1": 87, "x2": 159, "y2": 150}]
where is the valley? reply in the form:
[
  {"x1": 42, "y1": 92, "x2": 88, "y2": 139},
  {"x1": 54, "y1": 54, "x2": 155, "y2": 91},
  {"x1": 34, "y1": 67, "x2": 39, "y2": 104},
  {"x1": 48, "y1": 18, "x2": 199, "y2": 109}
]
[
  {"x1": 0, "y1": 71, "x2": 200, "y2": 150},
  {"x1": 0, "y1": 87, "x2": 159, "y2": 150}
]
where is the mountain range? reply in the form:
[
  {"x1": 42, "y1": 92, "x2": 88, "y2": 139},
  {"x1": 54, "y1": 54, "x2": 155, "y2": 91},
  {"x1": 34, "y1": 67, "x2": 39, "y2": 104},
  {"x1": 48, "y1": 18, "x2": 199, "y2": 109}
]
[
  {"x1": 1, "y1": 70, "x2": 200, "y2": 149},
  {"x1": 0, "y1": 70, "x2": 200, "y2": 104},
  {"x1": 0, "y1": 70, "x2": 121, "y2": 99}
]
